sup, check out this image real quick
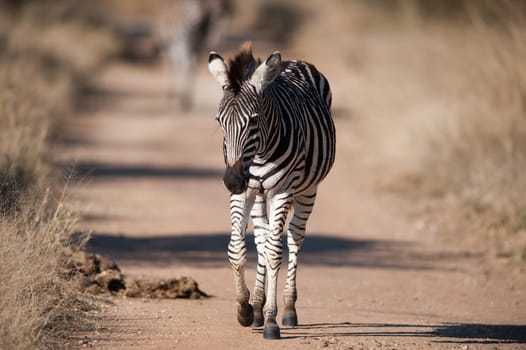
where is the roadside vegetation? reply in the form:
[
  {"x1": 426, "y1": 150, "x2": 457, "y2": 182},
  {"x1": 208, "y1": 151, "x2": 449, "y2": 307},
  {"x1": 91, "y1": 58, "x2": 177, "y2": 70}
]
[
  {"x1": 384, "y1": 2, "x2": 524, "y2": 261},
  {"x1": 0, "y1": 1, "x2": 117, "y2": 348},
  {"x1": 346, "y1": 1, "x2": 526, "y2": 262}
]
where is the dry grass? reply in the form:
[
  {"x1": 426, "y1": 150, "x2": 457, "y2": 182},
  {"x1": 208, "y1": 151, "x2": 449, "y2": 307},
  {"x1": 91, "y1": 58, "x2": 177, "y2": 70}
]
[
  {"x1": 0, "y1": 1, "x2": 117, "y2": 348},
  {"x1": 0, "y1": 0, "x2": 118, "y2": 213},
  {"x1": 0, "y1": 54, "x2": 73, "y2": 214},
  {"x1": 345, "y1": 2, "x2": 526, "y2": 261},
  {"x1": 0, "y1": 192, "x2": 96, "y2": 350},
  {"x1": 410, "y1": 15, "x2": 526, "y2": 256}
]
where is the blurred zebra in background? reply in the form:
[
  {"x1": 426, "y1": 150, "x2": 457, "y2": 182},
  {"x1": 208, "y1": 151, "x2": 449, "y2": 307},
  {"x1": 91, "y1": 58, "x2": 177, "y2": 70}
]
[{"x1": 158, "y1": 0, "x2": 233, "y2": 110}]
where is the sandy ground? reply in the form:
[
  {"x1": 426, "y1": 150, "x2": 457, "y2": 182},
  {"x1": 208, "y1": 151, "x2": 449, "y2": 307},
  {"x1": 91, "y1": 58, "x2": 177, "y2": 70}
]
[{"x1": 60, "y1": 58, "x2": 526, "y2": 350}]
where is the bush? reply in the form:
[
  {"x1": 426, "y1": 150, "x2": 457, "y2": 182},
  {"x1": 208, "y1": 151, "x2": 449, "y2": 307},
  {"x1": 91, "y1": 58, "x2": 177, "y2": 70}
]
[{"x1": 0, "y1": 193, "x2": 94, "y2": 349}]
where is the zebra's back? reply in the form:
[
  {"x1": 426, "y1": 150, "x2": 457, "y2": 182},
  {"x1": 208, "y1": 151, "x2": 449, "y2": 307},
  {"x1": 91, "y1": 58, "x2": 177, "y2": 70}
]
[
  {"x1": 255, "y1": 60, "x2": 335, "y2": 194},
  {"x1": 281, "y1": 60, "x2": 332, "y2": 109}
]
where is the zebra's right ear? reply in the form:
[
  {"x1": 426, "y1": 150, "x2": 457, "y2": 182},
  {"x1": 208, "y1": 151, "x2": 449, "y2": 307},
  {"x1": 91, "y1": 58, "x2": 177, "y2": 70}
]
[
  {"x1": 208, "y1": 52, "x2": 229, "y2": 88},
  {"x1": 250, "y1": 51, "x2": 282, "y2": 93}
]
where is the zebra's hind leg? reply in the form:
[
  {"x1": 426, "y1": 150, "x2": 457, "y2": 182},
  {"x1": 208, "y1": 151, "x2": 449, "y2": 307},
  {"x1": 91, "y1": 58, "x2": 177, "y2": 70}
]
[
  {"x1": 168, "y1": 39, "x2": 195, "y2": 110},
  {"x1": 282, "y1": 189, "x2": 317, "y2": 327},
  {"x1": 250, "y1": 193, "x2": 268, "y2": 327},
  {"x1": 228, "y1": 192, "x2": 256, "y2": 327}
]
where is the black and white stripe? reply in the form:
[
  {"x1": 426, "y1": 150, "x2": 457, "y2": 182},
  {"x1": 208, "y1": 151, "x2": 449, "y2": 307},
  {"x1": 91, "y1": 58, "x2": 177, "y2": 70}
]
[{"x1": 209, "y1": 42, "x2": 335, "y2": 339}]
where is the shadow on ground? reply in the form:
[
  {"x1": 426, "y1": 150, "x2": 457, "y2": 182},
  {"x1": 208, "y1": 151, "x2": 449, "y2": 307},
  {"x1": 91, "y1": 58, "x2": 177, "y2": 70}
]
[
  {"x1": 78, "y1": 84, "x2": 171, "y2": 114},
  {"x1": 68, "y1": 161, "x2": 222, "y2": 180},
  {"x1": 252, "y1": 322, "x2": 526, "y2": 345},
  {"x1": 87, "y1": 232, "x2": 478, "y2": 270}
]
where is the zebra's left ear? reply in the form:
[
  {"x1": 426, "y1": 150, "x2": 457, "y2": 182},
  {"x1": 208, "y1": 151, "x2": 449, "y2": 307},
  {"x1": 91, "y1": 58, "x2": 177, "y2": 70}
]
[
  {"x1": 250, "y1": 51, "x2": 282, "y2": 93},
  {"x1": 208, "y1": 52, "x2": 229, "y2": 88}
]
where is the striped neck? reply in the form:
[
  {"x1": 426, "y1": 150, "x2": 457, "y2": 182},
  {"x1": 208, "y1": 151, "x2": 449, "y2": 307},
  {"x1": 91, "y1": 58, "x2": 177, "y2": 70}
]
[{"x1": 256, "y1": 91, "x2": 280, "y2": 158}]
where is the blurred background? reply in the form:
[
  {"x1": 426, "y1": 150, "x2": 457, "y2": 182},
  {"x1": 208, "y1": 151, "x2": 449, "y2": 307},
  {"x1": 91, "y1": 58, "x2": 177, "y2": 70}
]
[
  {"x1": 1, "y1": 0, "x2": 525, "y2": 274},
  {"x1": 1, "y1": 0, "x2": 525, "y2": 348}
]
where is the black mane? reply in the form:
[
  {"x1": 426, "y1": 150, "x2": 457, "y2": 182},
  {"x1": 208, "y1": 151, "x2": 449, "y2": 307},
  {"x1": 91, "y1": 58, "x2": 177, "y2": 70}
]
[{"x1": 227, "y1": 41, "x2": 261, "y2": 94}]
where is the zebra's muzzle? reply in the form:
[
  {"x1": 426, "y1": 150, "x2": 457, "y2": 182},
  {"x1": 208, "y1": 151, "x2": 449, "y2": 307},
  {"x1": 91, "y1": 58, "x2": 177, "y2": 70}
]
[{"x1": 223, "y1": 160, "x2": 248, "y2": 194}]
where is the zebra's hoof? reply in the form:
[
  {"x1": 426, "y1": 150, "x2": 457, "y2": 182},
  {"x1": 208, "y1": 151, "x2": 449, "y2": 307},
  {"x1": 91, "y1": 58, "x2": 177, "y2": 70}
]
[
  {"x1": 252, "y1": 310, "x2": 264, "y2": 328},
  {"x1": 237, "y1": 303, "x2": 254, "y2": 327},
  {"x1": 282, "y1": 313, "x2": 298, "y2": 327},
  {"x1": 263, "y1": 319, "x2": 280, "y2": 339}
]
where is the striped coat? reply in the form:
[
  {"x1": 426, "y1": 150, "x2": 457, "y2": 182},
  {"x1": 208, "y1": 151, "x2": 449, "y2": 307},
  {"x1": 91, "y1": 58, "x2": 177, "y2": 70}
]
[{"x1": 209, "y1": 42, "x2": 335, "y2": 340}]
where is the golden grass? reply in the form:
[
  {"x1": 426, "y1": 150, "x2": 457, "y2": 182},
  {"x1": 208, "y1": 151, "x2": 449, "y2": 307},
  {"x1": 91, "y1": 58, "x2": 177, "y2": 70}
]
[
  {"x1": 420, "y1": 21, "x2": 526, "y2": 260},
  {"x1": 0, "y1": 192, "x2": 96, "y2": 349},
  {"x1": 0, "y1": 0, "x2": 118, "y2": 212},
  {"x1": 416, "y1": 20, "x2": 526, "y2": 219},
  {"x1": 344, "y1": 2, "x2": 526, "y2": 260},
  {"x1": 0, "y1": 54, "x2": 73, "y2": 213},
  {"x1": 0, "y1": 1, "x2": 118, "y2": 348}
]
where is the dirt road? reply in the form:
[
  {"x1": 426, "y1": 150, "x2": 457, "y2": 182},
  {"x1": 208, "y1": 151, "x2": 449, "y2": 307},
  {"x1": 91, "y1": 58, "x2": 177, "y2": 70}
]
[{"x1": 62, "y1": 60, "x2": 525, "y2": 349}]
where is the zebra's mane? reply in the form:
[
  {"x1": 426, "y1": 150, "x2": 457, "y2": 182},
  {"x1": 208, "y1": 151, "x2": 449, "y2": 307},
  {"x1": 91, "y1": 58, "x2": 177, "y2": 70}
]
[{"x1": 227, "y1": 41, "x2": 261, "y2": 94}]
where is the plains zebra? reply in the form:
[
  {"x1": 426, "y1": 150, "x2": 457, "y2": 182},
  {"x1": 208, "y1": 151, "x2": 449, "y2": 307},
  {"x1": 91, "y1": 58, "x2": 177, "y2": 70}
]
[
  {"x1": 158, "y1": 0, "x2": 232, "y2": 110},
  {"x1": 208, "y1": 42, "x2": 335, "y2": 339}
]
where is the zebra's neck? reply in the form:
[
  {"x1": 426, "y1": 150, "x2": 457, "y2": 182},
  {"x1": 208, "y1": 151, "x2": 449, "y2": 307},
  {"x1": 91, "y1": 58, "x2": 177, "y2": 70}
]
[{"x1": 256, "y1": 90, "x2": 281, "y2": 159}]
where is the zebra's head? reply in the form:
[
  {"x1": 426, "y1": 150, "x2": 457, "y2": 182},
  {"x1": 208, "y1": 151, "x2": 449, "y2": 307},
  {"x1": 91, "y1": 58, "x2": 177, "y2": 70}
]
[{"x1": 208, "y1": 42, "x2": 282, "y2": 194}]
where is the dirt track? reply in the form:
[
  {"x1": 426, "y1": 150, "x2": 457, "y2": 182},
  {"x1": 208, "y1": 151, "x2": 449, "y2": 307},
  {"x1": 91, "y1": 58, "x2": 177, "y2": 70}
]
[{"x1": 62, "y1": 60, "x2": 526, "y2": 349}]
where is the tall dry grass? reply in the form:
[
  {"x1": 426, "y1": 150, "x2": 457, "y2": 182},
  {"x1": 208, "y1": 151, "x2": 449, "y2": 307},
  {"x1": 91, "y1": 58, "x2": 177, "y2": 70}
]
[
  {"x1": 0, "y1": 0, "x2": 118, "y2": 212},
  {"x1": 0, "y1": 192, "x2": 94, "y2": 349},
  {"x1": 345, "y1": 2, "x2": 526, "y2": 260},
  {"x1": 0, "y1": 1, "x2": 118, "y2": 348},
  {"x1": 413, "y1": 13, "x2": 526, "y2": 249},
  {"x1": 0, "y1": 53, "x2": 73, "y2": 214}
]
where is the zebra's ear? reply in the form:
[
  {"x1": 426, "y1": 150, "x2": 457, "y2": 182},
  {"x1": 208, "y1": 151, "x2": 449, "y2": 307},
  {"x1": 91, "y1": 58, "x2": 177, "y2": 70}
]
[
  {"x1": 208, "y1": 52, "x2": 229, "y2": 88},
  {"x1": 250, "y1": 51, "x2": 281, "y2": 93}
]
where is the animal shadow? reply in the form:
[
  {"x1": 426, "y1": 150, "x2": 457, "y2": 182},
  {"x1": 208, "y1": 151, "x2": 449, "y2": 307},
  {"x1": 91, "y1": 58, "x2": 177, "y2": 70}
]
[{"x1": 251, "y1": 322, "x2": 526, "y2": 344}]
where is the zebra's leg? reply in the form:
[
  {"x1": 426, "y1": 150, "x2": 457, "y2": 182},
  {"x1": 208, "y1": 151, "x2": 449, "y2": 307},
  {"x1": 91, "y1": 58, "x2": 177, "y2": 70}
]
[
  {"x1": 170, "y1": 38, "x2": 194, "y2": 110},
  {"x1": 282, "y1": 188, "x2": 317, "y2": 327},
  {"x1": 250, "y1": 193, "x2": 268, "y2": 327},
  {"x1": 262, "y1": 193, "x2": 292, "y2": 339},
  {"x1": 228, "y1": 191, "x2": 256, "y2": 327},
  {"x1": 178, "y1": 51, "x2": 195, "y2": 110}
]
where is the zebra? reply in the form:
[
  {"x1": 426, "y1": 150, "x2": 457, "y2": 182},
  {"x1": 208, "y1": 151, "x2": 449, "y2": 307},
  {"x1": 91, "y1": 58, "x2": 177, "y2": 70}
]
[
  {"x1": 158, "y1": 0, "x2": 232, "y2": 110},
  {"x1": 208, "y1": 41, "x2": 336, "y2": 339}
]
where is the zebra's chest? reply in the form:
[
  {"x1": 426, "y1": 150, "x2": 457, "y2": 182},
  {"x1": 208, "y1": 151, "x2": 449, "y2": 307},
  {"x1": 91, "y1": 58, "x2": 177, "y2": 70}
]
[{"x1": 248, "y1": 138, "x2": 308, "y2": 193}]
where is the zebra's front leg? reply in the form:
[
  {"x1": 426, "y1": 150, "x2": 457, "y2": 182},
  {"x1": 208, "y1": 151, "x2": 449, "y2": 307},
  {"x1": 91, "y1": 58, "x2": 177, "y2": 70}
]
[
  {"x1": 283, "y1": 190, "x2": 317, "y2": 327},
  {"x1": 262, "y1": 193, "x2": 293, "y2": 339},
  {"x1": 228, "y1": 191, "x2": 256, "y2": 327},
  {"x1": 250, "y1": 193, "x2": 268, "y2": 327}
]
